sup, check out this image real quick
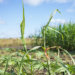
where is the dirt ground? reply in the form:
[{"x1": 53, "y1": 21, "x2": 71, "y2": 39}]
[{"x1": 0, "y1": 45, "x2": 34, "y2": 50}]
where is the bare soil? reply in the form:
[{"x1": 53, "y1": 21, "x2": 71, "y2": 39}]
[{"x1": 0, "y1": 45, "x2": 34, "y2": 50}]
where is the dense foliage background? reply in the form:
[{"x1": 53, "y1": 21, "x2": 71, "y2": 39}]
[{"x1": 31, "y1": 22, "x2": 75, "y2": 51}]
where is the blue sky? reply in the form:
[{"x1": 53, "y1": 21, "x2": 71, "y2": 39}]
[{"x1": 0, "y1": 0, "x2": 75, "y2": 38}]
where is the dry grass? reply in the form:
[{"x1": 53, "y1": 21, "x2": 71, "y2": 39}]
[{"x1": 0, "y1": 38, "x2": 33, "y2": 47}]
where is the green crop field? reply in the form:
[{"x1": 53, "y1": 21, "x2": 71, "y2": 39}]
[{"x1": 31, "y1": 22, "x2": 75, "y2": 51}]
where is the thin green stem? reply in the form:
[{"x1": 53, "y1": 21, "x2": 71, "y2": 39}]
[
  {"x1": 47, "y1": 59, "x2": 51, "y2": 75},
  {"x1": 22, "y1": 37, "x2": 27, "y2": 52},
  {"x1": 31, "y1": 62, "x2": 33, "y2": 75},
  {"x1": 47, "y1": 50, "x2": 51, "y2": 75},
  {"x1": 58, "y1": 48, "x2": 60, "y2": 58},
  {"x1": 43, "y1": 26, "x2": 46, "y2": 49}
]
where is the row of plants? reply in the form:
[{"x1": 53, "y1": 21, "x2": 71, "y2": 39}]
[
  {"x1": 0, "y1": 0, "x2": 75, "y2": 75},
  {"x1": 44, "y1": 22, "x2": 75, "y2": 51},
  {"x1": 31, "y1": 22, "x2": 75, "y2": 51}
]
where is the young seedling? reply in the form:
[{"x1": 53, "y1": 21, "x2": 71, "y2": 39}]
[{"x1": 20, "y1": 0, "x2": 27, "y2": 52}]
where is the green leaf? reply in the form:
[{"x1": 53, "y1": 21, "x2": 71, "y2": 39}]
[
  {"x1": 42, "y1": 47, "x2": 45, "y2": 50},
  {"x1": 50, "y1": 53, "x2": 71, "y2": 75},
  {"x1": 20, "y1": 0, "x2": 27, "y2": 52},
  {"x1": 4, "y1": 59, "x2": 8, "y2": 75},
  {"x1": 60, "y1": 48, "x2": 75, "y2": 65},
  {"x1": 67, "y1": 64, "x2": 75, "y2": 74},
  {"x1": 45, "y1": 9, "x2": 61, "y2": 28},
  {"x1": 0, "y1": 70, "x2": 4, "y2": 74},
  {"x1": 29, "y1": 46, "x2": 41, "y2": 52},
  {"x1": 47, "y1": 26, "x2": 63, "y2": 41}
]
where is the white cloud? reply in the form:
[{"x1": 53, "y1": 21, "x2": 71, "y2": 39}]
[
  {"x1": 52, "y1": 0, "x2": 71, "y2": 3},
  {"x1": 52, "y1": 0, "x2": 75, "y2": 3},
  {"x1": 0, "y1": 18, "x2": 5, "y2": 24},
  {"x1": 66, "y1": 0, "x2": 75, "y2": 13},
  {"x1": 51, "y1": 24, "x2": 58, "y2": 27},
  {"x1": 23, "y1": 0, "x2": 45, "y2": 6},
  {"x1": 30, "y1": 15, "x2": 33, "y2": 18},
  {"x1": 0, "y1": 0, "x2": 10, "y2": 3},
  {"x1": 0, "y1": 0, "x2": 3, "y2": 3},
  {"x1": 23, "y1": 0, "x2": 75, "y2": 6},
  {"x1": 51, "y1": 19, "x2": 69, "y2": 24},
  {"x1": 67, "y1": 9, "x2": 75, "y2": 12},
  {"x1": 72, "y1": 3, "x2": 75, "y2": 7}
]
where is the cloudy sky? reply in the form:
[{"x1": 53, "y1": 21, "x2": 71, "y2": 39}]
[{"x1": 0, "y1": 0, "x2": 75, "y2": 38}]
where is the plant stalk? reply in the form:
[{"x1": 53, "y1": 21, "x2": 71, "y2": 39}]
[{"x1": 43, "y1": 26, "x2": 46, "y2": 49}]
